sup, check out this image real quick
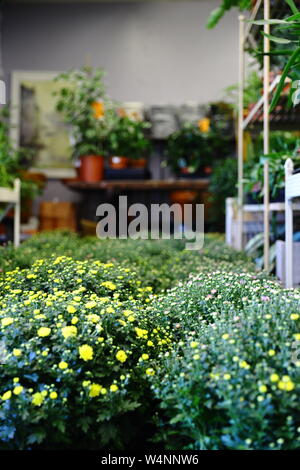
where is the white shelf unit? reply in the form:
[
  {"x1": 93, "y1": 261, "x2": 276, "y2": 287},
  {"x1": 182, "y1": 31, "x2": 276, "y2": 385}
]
[
  {"x1": 285, "y1": 158, "x2": 300, "y2": 288},
  {"x1": 0, "y1": 179, "x2": 21, "y2": 247},
  {"x1": 226, "y1": 197, "x2": 300, "y2": 250}
]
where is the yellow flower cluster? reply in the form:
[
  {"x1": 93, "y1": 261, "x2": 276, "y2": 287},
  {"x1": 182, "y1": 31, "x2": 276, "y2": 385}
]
[{"x1": 79, "y1": 344, "x2": 94, "y2": 361}]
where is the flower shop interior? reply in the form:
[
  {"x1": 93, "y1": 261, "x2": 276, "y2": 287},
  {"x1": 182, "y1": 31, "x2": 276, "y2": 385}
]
[{"x1": 0, "y1": 0, "x2": 300, "y2": 453}]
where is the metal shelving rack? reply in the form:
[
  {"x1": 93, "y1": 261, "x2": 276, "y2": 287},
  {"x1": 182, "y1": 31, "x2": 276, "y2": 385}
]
[
  {"x1": 236, "y1": 0, "x2": 299, "y2": 271},
  {"x1": 237, "y1": 0, "x2": 271, "y2": 269}
]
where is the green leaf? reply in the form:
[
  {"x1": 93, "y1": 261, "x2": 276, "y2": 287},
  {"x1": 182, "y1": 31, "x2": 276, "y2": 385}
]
[
  {"x1": 285, "y1": 12, "x2": 300, "y2": 22},
  {"x1": 261, "y1": 32, "x2": 292, "y2": 44},
  {"x1": 206, "y1": 6, "x2": 225, "y2": 29},
  {"x1": 270, "y1": 46, "x2": 300, "y2": 112},
  {"x1": 249, "y1": 19, "x2": 289, "y2": 25},
  {"x1": 285, "y1": 0, "x2": 299, "y2": 15}
]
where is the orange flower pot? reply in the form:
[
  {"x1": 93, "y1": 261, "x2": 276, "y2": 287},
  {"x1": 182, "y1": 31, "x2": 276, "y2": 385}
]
[
  {"x1": 109, "y1": 156, "x2": 129, "y2": 169},
  {"x1": 130, "y1": 158, "x2": 147, "y2": 169},
  {"x1": 79, "y1": 155, "x2": 104, "y2": 182}
]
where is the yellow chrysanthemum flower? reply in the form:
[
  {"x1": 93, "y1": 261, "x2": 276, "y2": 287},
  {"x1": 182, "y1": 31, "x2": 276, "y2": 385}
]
[
  {"x1": 67, "y1": 305, "x2": 76, "y2": 314},
  {"x1": 135, "y1": 327, "x2": 148, "y2": 339},
  {"x1": 116, "y1": 350, "x2": 127, "y2": 363},
  {"x1": 198, "y1": 117, "x2": 210, "y2": 133},
  {"x1": 101, "y1": 281, "x2": 116, "y2": 290},
  {"x1": 13, "y1": 386, "x2": 23, "y2": 395},
  {"x1": 1, "y1": 317, "x2": 14, "y2": 327},
  {"x1": 61, "y1": 325, "x2": 77, "y2": 339},
  {"x1": 58, "y1": 361, "x2": 68, "y2": 370},
  {"x1": 37, "y1": 327, "x2": 51, "y2": 337},
  {"x1": 1, "y1": 390, "x2": 12, "y2": 401},
  {"x1": 32, "y1": 392, "x2": 44, "y2": 406},
  {"x1": 13, "y1": 349, "x2": 22, "y2": 357},
  {"x1": 89, "y1": 383, "x2": 102, "y2": 397},
  {"x1": 79, "y1": 344, "x2": 94, "y2": 361}
]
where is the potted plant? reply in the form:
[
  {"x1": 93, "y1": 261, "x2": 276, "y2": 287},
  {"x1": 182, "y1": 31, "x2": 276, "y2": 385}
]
[
  {"x1": 106, "y1": 116, "x2": 151, "y2": 169},
  {"x1": 55, "y1": 67, "x2": 116, "y2": 182},
  {"x1": 244, "y1": 150, "x2": 300, "y2": 203},
  {"x1": 0, "y1": 107, "x2": 42, "y2": 237},
  {"x1": 244, "y1": 132, "x2": 300, "y2": 203},
  {"x1": 165, "y1": 123, "x2": 214, "y2": 177}
]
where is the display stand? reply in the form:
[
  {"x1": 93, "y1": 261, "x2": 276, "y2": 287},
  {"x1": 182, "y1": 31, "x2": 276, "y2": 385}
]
[{"x1": 0, "y1": 178, "x2": 21, "y2": 247}]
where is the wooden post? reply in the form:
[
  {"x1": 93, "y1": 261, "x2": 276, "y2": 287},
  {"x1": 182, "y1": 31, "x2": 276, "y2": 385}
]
[
  {"x1": 263, "y1": 0, "x2": 270, "y2": 270},
  {"x1": 285, "y1": 158, "x2": 294, "y2": 288},
  {"x1": 226, "y1": 197, "x2": 234, "y2": 247},
  {"x1": 237, "y1": 15, "x2": 245, "y2": 250},
  {"x1": 13, "y1": 178, "x2": 21, "y2": 248}
]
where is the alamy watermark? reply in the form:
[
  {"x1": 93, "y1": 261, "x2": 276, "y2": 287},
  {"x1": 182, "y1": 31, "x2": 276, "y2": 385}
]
[{"x1": 95, "y1": 196, "x2": 204, "y2": 250}]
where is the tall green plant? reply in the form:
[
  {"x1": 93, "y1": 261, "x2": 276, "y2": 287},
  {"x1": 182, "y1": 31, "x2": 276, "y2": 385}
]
[
  {"x1": 252, "y1": 0, "x2": 300, "y2": 111},
  {"x1": 54, "y1": 67, "x2": 117, "y2": 158}
]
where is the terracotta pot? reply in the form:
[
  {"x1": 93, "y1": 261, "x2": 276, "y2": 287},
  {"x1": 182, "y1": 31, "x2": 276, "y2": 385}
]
[
  {"x1": 203, "y1": 166, "x2": 213, "y2": 175},
  {"x1": 170, "y1": 190, "x2": 199, "y2": 205},
  {"x1": 130, "y1": 158, "x2": 147, "y2": 169},
  {"x1": 79, "y1": 155, "x2": 104, "y2": 182},
  {"x1": 109, "y1": 156, "x2": 129, "y2": 169},
  {"x1": 180, "y1": 167, "x2": 191, "y2": 175},
  {"x1": 170, "y1": 190, "x2": 199, "y2": 225}
]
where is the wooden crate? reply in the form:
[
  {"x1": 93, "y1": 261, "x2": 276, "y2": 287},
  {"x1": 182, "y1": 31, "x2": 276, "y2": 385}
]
[{"x1": 39, "y1": 202, "x2": 77, "y2": 232}]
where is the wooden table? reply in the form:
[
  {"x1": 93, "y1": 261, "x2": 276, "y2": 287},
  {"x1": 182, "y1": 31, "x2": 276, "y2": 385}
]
[
  {"x1": 65, "y1": 179, "x2": 210, "y2": 192},
  {"x1": 64, "y1": 179, "x2": 210, "y2": 225}
]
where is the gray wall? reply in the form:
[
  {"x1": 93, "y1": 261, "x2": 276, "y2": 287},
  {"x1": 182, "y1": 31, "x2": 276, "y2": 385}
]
[
  {"x1": 2, "y1": 1, "x2": 239, "y2": 211},
  {"x1": 3, "y1": 1, "x2": 239, "y2": 104}
]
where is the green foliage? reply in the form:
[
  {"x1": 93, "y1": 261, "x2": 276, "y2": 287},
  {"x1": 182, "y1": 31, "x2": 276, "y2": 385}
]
[
  {"x1": 0, "y1": 255, "x2": 171, "y2": 449},
  {"x1": 151, "y1": 271, "x2": 300, "y2": 450},
  {"x1": 250, "y1": 0, "x2": 300, "y2": 111},
  {"x1": 224, "y1": 71, "x2": 262, "y2": 111},
  {"x1": 244, "y1": 148, "x2": 300, "y2": 200},
  {"x1": 0, "y1": 232, "x2": 299, "y2": 450},
  {"x1": 0, "y1": 232, "x2": 246, "y2": 294},
  {"x1": 207, "y1": 0, "x2": 251, "y2": 29},
  {"x1": 106, "y1": 116, "x2": 151, "y2": 160},
  {"x1": 208, "y1": 157, "x2": 237, "y2": 230},
  {"x1": 0, "y1": 107, "x2": 40, "y2": 202},
  {"x1": 165, "y1": 123, "x2": 223, "y2": 174},
  {"x1": 54, "y1": 67, "x2": 117, "y2": 158}
]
